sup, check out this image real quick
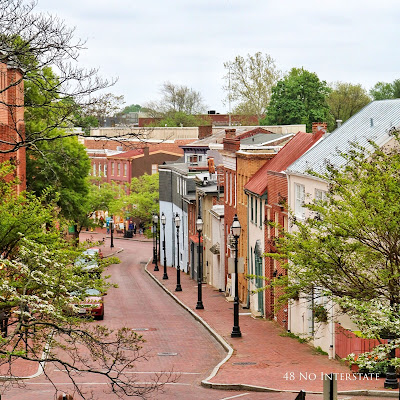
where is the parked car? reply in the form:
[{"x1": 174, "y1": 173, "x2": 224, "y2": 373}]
[
  {"x1": 68, "y1": 288, "x2": 104, "y2": 320},
  {"x1": 74, "y1": 249, "x2": 103, "y2": 277}
]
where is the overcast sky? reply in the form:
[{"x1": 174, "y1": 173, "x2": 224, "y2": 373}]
[{"x1": 35, "y1": 0, "x2": 400, "y2": 113}]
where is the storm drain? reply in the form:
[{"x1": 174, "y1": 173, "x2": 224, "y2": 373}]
[
  {"x1": 158, "y1": 352, "x2": 178, "y2": 356},
  {"x1": 232, "y1": 362, "x2": 257, "y2": 366}
]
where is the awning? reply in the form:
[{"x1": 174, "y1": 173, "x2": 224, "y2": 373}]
[{"x1": 189, "y1": 234, "x2": 203, "y2": 244}]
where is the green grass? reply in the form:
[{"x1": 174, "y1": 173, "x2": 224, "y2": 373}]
[{"x1": 280, "y1": 331, "x2": 309, "y2": 344}]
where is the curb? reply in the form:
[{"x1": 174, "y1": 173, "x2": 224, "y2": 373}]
[
  {"x1": 144, "y1": 259, "x2": 234, "y2": 386},
  {"x1": 144, "y1": 260, "x2": 398, "y2": 398}
]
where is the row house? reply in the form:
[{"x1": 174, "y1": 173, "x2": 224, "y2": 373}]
[
  {"x1": 158, "y1": 124, "x2": 305, "y2": 300},
  {"x1": 88, "y1": 146, "x2": 183, "y2": 185},
  {"x1": 244, "y1": 128, "x2": 324, "y2": 324},
  {"x1": 285, "y1": 100, "x2": 400, "y2": 358},
  {"x1": 221, "y1": 128, "x2": 295, "y2": 304}
]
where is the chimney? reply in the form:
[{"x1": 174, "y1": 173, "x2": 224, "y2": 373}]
[
  {"x1": 225, "y1": 128, "x2": 236, "y2": 138},
  {"x1": 312, "y1": 122, "x2": 327, "y2": 135},
  {"x1": 336, "y1": 120, "x2": 342, "y2": 128},
  {"x1": 143, "y1": 147, "x2": 149, "y2": 157},
  {"x1": 198, "y1": 125, "x2": 212, "y2": 140}
]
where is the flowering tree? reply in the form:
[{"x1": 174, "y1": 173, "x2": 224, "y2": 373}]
[
  {"x1": 271, "y1": 131, "x2": 400, "y2": 340},
  {"x1": 0, "y1": 163, "x2": 171, "y2": 398}
]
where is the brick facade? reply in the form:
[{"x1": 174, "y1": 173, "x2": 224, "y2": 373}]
[
  {"x1": 0, "y1": 65, "x2": 25, "y2": 193},
  {"x1": 236, "y1": 152, "x2": 276, "y2": 304}
]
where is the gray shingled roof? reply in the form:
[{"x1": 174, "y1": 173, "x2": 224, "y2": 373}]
[{"x1": 287, "y1": 99, "x2": 400, "y2": 176}]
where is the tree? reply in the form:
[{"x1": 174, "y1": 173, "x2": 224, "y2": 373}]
[
  {"x1": 147, "y1": 111, "x2": 207, "y2": 127},
  {"x1": 145, "y1": 81, "x2": 206, "y2": 117},
  {"x1": 0, "y1": 165, "x2": 171, "y2": 398},
  {"x1": 326, "y1": 81, "x2": 371, "y2": 131},
  {"x1": 80, "y1": 92, "x2": 125, "y2": 126},
  {"x1": 110, "y1": 173, "x2": 159, "y2": 227},
  {"x1": 0, "y1": 0, "x2": 114, "y2": 153},
  {"x1": 270, "y1": 131, "x2": 400, "y2": 340},
  {"x1": 369, "y1": 79, "x2": 400, "y2": 100},
  {"x1": 261, "y1": 67, "x2": 331, "y2": 132},
  {"x1": 26, "y1": 135, "x2": 91, "y2": 223},
  {"x1": 222, "y1": 52, "x2": 281, "y2": 120},
  {"x1": 120, "y1": 104, "x2": 142, "y2": 114}
]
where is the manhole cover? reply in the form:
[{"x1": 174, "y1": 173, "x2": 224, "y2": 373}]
[
  {"x1": 157, "y1": 352, "x2": 178, "y2": 356},
  {"x1": 232, "y1": 362, "x2": 257, "y2": 366}
]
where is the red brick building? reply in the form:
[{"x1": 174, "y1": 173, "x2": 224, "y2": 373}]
[
  {"x1": 244, "y1": 128, "x2": 324, "y2": 326},
  {"x1": 0, "y1": 62, "x2": 25, "y2": 193}
]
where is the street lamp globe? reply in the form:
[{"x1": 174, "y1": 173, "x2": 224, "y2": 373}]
[
  {"x1": 231, "y1": 214, "x2": 241, "y2": 238},
  {"x1": 153, "y1": 213, "x2": 159, "y2": 224},
  {"x1": 175, "y1": 213, "x2": 181, "y2": 227},
  {"x1": 161, "y1": 212, "x2": 166, "y2": 226},
  {"x1": 196, "y1": 216, "x2": 203, "y2": 232}
]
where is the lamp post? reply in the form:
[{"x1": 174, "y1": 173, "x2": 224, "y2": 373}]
[
  {"x1": 110, "y1": 220, "x2": 114, "y2": 248},
  {"x1": 231, "y1": 214, "x2": 242, "y2": 338},
  {"x1": 153, "y1": 213, "x2": 159, "y2": 272},
  {"x1": 175, "y1": 213, "x2": 182, "y2": 292},
  {"x1": 196, "y1": 215, "x2": 204, "y2": 309},
  {"x1": 161, "y1": 213, "x2": 168, "y2": 280}
]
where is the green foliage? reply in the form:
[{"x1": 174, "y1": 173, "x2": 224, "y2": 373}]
[
  {"x1": 110, "y1": 174, "x2": 159, "y2": 226},
  {"x1": 0, "y1": 162, "x2": 62, "y2": 258},
  {"x1": 26, "y1": 135, "x2": 91, "y2": 223},
  {"x1": 120, "y1": 104, "x2": 142, "y2": 114},
  {"x1": 223, "y1": 52, "x2": 281, "y2": 119},
  {"x1": 369, "y1": 79, "x2": 400, "y2": 100},
  {"x1": 314, "y1": 346, "x2": 328, "y2": 356},
  {"x1": 148, "y1": 111, "x2": 207, "y2": 127},
  {"x1": 313, "y1": 304, "x2": 328, "y2": 323},
  {"x1": 279, "y1": 331, "x2": 309, "y2": 344},
  {"x1": 261, "y1": 67, "x2": 331, "y2": 132},
  {"x1": 269, "y1": 132, "x2": 400, "y2": 338},
  {"x1": 326, "y1": 82, "x2": 371, "y2": 131}
]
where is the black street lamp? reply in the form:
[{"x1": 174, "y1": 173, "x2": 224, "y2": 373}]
[
  {"x1": 175, "y1": 213, "x2": 182, "y2": 292},
  {"x1": 196, "y1": 215, "x2": 204, "y2": 309},
  {"x1": 161, "y1": 212, "x2": 168, "y2": 280},
  {"x1": 110, "y1": 220, "x2": 114, "y2": 248},
  {"x1": 231, "y1": 214, "x2": 242, "y2": 338},
  {"x1": 153, "y1": 213, "x2": 159, "y2": 272}
]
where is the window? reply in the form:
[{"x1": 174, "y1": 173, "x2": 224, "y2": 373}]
[
  {"x1": 98, "y1": 163, "x2": 102, "y2": 176},
  {"x1": 251, "y1": 197, "x2": 254, "y2": 222},
  {"x1": 151, "y1": 164, "x2": 158, "y2": 175},
  {"x1": 259, "y1": 199, "x2": 263, "y2": 226},
  {"x1": 229, "y1": 173, "x2": 233, "y2": 205},
  {"x1": 255, "y1": 197, "x2": 258, "y2": 223},
  {"x1": 124, "y1": 163, "x2": 127, "y2": 177},
  {"x1": 104, "y1": 164, "x2": 107, "y2": 177},
  {"x1": 267, "y1": 208, "x2": 271, "y2": 238},
  {"x1": 188, "y1": 154, "x2": 198, "y2": 164},
  {"x1": 315, "y1": 189, "x2": 327, "y2": 202},
  {"x1": 93, "y1": 162, "x2": 96, "y2": 176},
  {"x1": 225, "y1": 172, "x2": 229, "y2": 204},
  {"x1": 117, "y1": 163, "x2": 121, "y2": 176},
  {"x1": 111, "y1": 162, "x2": 115, "y2": 176},
  {"x1": 295, "y1": 184, "x2": 306, "y2": 218}
]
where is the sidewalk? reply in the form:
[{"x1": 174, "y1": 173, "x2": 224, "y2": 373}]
[{"x1": 146, "y1": 262, "x2": 400, "y2": 398}]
